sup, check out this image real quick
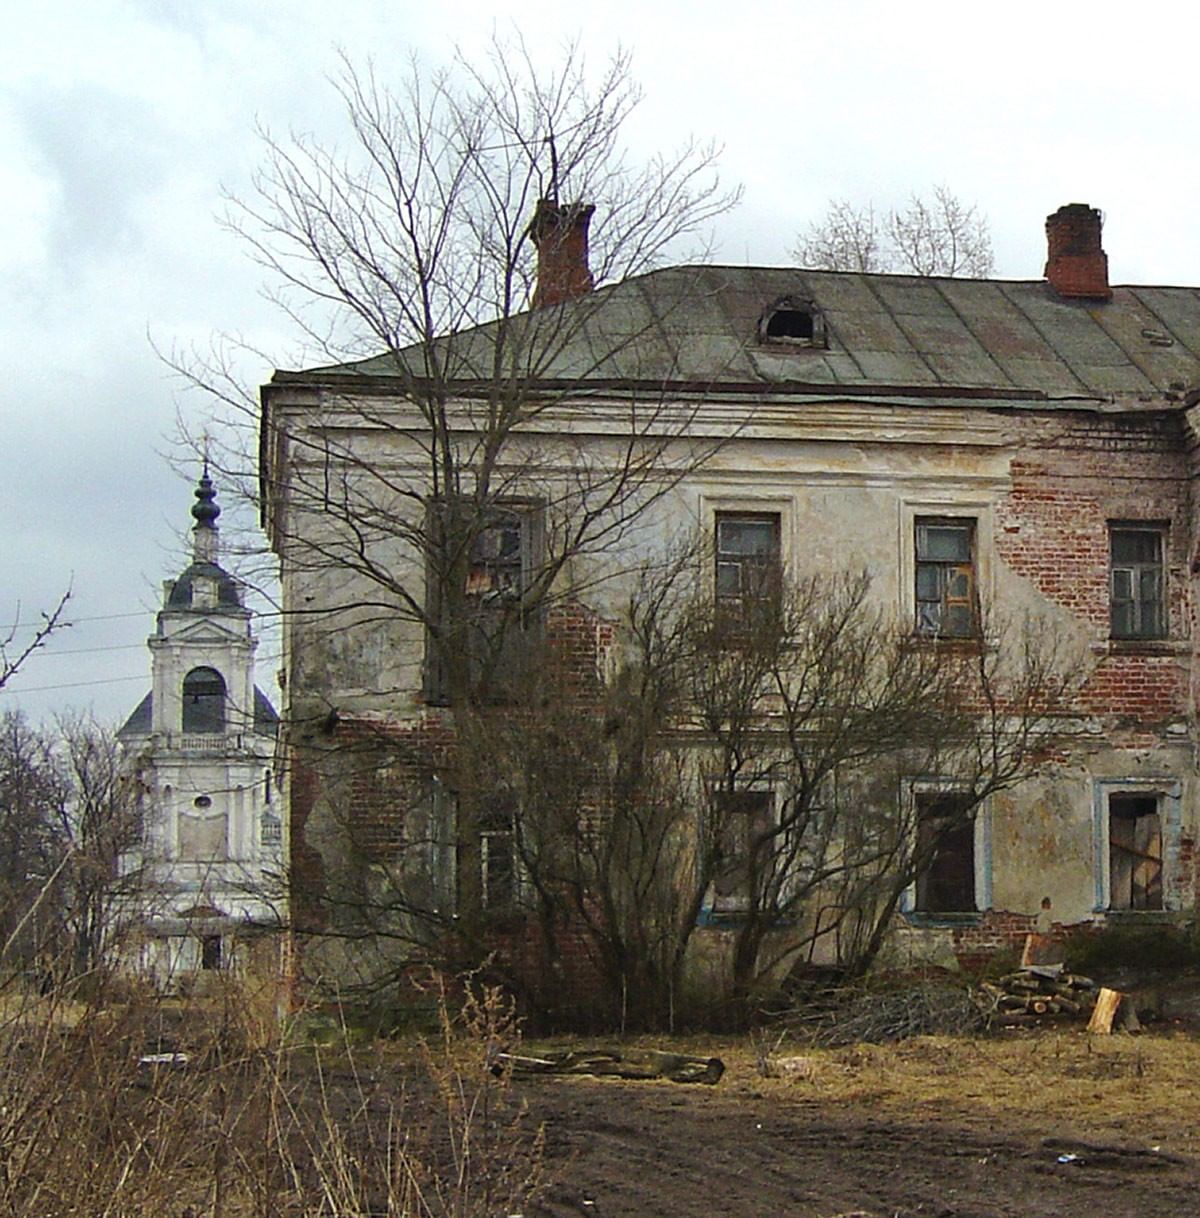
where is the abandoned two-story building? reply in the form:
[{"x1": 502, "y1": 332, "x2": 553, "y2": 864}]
[{"x1": 260, "y1": 203, "x2": 1200, "y2": 1010}]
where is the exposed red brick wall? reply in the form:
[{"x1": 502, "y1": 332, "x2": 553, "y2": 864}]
[
  {"x1": 1076, "y1": 653, "x2": 1186, "y2": 720},
  {"x1": 996, "y1": 462, "x2": 1110, "y2": 630},
  {"x1": 290, "y1": 599, "x2": 616, "y2": 1016},
  {"x1": 288, "y1": 752, "x2": 328, "y2": 932},
  {"x1": 995, "y1": 437, "x2": 1190, "y2": 723},
  {"x1": 1176, "y1": 833, "x2": 1197, "y2": 911},
  {"x1": 952, "y1": 909, "x2": 1036, "y2": 971}
]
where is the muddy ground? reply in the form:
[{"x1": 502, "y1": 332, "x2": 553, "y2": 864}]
[{"x1": 511, "y1": 1032, "x2": 1200, "y2": 1218}]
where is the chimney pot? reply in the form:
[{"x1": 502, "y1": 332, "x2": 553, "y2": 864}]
[
  {"x1": 1045, "y1": 203, "x2": 1111, "y2": 300},
  {"x1": 530, "y1": 200, "x2": 595, "y2": 308}
]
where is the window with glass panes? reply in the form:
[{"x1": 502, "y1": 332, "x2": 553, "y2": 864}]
[
  {"x1": 1109, "y1": 526, "x2": 1165, "y2": 639},
  {"x1": 715, "y1": 514, "x2": 780, "y2": 610},
  {"x1": 915, "y1": 519, "x2": 976, "y2": 637}
]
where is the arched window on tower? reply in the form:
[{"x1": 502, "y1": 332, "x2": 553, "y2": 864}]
[{"x1": 182, "y1": 667, "x2": 226, "y2": 733}]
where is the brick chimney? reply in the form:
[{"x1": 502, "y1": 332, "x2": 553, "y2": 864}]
[
  {"x1": 1044, "y1": 203, "x2": 1111, "y2": 301},
  {"x1": 529, "y1": 199, "x2": 595, "y2": 308}
]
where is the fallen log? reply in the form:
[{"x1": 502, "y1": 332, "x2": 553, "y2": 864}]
[{"x1": 497, "y1": 1048, "x2": 725, "y2": 1085}]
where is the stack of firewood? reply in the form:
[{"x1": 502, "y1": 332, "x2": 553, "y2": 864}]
[{"x1": 979, "y1": 966, "x2": 1098, "y2": 1026}]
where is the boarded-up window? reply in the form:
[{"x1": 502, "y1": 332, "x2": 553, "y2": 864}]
[
  {"x1": 915, "y1": 519, "x2": 976, "y2": 638},
  {"x1": 712, "y1": 790, "x2": 774, "y2": 913},
  {"x1": 915, "y1": 792, "x2": 976, "y2": 913},
  {"x1": 1109, "y1": 794, "x2": 1163, "y2": 910}
]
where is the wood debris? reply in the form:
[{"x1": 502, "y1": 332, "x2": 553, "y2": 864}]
[
  {"x1": 980, "y1": 965, "x2": 1098, "y2": 1026},
  {"x1": 1086, "y1": 985, "x2": 1142, "y2": 1034},
  {"x1": 495, "y1": 1048, "x2": 725, "y2": 1085}
]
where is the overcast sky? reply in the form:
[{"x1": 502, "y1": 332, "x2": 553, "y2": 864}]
[{"x1": 4, "y1": 0, "x2": 1199, "y2": 728}]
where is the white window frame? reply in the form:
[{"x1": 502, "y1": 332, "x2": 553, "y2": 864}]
[
  {"x1": 899, "y1": 778, "x2": 991, "y2": 917},
  {"x1": 1108, "y1": 523, "x2": 1168, "y2": 641},
  {"x1": 1092, "y1": 778, "x2": 1181, "y2": 913}
]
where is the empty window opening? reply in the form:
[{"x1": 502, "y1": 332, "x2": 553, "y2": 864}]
[
  {"x1": 425, "y1": 503, "x2": 543, "y2": 703},
  {"x1": 200, "y1": 935, "x2": 222, "y2": 971},
  {"x1": 1110, "y1": 525, "x2": 1165, "y2": 640},
  {"x1": 1109, "y1": 794, "x2": 1162, "y2": 910},
  {"x1": 915, "y1": 792, "x2": 976, "y2": 914},
  {"x1": 480, "y1": 801, "x2": 517, "y2": 910},
  {"x1": 766, "y1": 309, "x2": 815, "y2": 340},
  {"x1": 182, "y1": 667, "x2": 226, "y2": 733},
  {"x1": 712, "y1": 790, "x2": 774, "y2": 914},
  {"x1": 915, "y1": 519, "x2": 977, "y2": 638},
  {"x1": 760, "y1": 297, "x2": 826, "y2": 347}
]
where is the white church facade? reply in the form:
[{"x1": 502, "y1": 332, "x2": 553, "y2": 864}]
[{"x1": 118, "y1": 470, "x2": 282, "y2": 987}]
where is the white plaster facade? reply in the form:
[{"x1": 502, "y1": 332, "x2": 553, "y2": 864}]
[
  {"x1": 261, "y1": 204, "x2": 1200, "y2": 994},
  {"x1": 118, "y1": 472, "x2": 282, "y2": 988}
]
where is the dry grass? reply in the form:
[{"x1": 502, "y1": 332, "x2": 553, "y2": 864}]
[
  {"x1": 734, "y1": 1028, "x2": 1200, "y2": 1156},
  {"x1": 0, "y1": 973, "x2": 545, "y2": 1218}
]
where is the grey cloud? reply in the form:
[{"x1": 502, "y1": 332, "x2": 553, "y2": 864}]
[{"x1": 12, "y1": 83, "x2": 172, "y2": 264}]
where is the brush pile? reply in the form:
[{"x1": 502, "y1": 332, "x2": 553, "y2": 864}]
[{"x1": 802, "y1": 981, "x2": 987, "y2": 1046}]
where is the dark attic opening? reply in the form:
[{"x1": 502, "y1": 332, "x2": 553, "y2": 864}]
[{"x1": 760, "y1": 297, "x2": 826, "y2": 347}]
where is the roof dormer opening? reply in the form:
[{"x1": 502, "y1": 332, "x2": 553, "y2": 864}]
[{"x1": 760, "y1": 297, "x2": 826, "y2": 348}]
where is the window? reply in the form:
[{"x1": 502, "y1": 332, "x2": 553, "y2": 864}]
[
  {"x1": 915, "y1": 792, "x2": 977, "y2": 914},
  {"x1": 425, "y1": 503, "x2": 542, "y2": 702},
  {"x1": 200, "y1": 935, "x2": 222, "y2": 971},
  {"x1": 480, "y1": 800, "x2": 518, "y2": 911},
  {"x1": 759, "y1": 297, "x2": 827, "y2": 348},
  {"x1": 715, "y1": 513, "x2": 781, "y2": 617},
  {"x1": 915, "y1": 519, "x2": 976, "y2": 637},
  {"x1": 182, "y1": 667, "x2": 226, "y2": 733},
  {"x1": 711, "y1": 790, "x2": 774, "y2": 914},
  {"x1": 1110, "y1": 525, "x2": 1165, "y2": 639},
  {"x1": 1108, "y1": 793, "x2": 1163, "y2": 910}
]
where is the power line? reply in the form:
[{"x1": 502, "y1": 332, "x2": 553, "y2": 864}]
[
  {"x1": 1, "y1": 674, "x2": 147, "y2": 695},
  {"x1": 18, "y1": 643, "x2": 147, "y2": 659}
]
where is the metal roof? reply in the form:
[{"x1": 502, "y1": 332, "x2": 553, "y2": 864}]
[
  {"x1": 118, "y1": 686, "x2": 280, "y2": 740},
  {"x1": 280, "y1": 267, "x2": 1200, "y2": 406}
]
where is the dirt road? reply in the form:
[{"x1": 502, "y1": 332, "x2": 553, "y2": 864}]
[{"x1": 522, "y1": 1053, "x2": 1197, "y2": 1218}]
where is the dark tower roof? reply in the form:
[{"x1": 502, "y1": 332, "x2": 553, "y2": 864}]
[
  {"x1": 166, "y1": 561, "x2": 243, "y2": 609},
  {"x1": 191, "y1": 466, "x2": 221, "y2": 528}
]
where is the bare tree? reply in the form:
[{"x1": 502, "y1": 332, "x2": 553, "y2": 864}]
[
  {"x1": 0, "y1": 712, "x2": 64, "y2": 967},
  {"x1": 684, "y1": 577, "x2": 1077, "y2": 1006},
  {"x1": 0, "y1": 592, "x2": 70, "y2": 692},
  {"x1": 167, "y1": 37, "x2": 743, "y2": 961},
  {"x1": 793, "y1": 199, "x2": 884, "y2": 273},
  {"x1": 796, "y1": 185, "x2": 994, "y2": 277},
  {"x1": 51, "y1": 714, "x2": 142, "y2": 978},
  {"x1": 0, "y1": 713, "x2": 140, "y2": 979},
  {"x1": 450, "y1": 551, "x2": 1080, "y2": 1028}
]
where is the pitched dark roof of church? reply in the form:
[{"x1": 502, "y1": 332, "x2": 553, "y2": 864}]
[
  {"x1": 118, "y1": 686, "x2": 279, "y2": 740},
  {"x1": 166, "y1": 561, "x2": 244, "y2": 610}
]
